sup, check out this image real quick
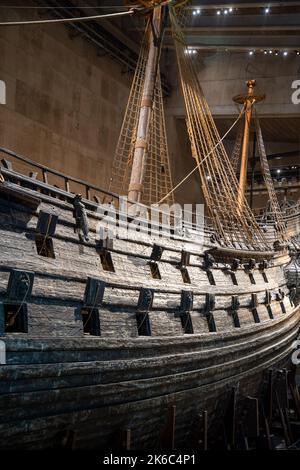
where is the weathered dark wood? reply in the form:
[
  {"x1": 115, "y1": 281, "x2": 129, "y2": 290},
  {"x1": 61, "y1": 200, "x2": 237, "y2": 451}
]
[
  {"x1": 0, "y1": 303, "x2": 4, "y2": 336},
  {"x1": 276, "y1": 391, "x2": 290, "y2": 448},
  {"x1": 200, "y1": 411, "x2": 208, "y2": 450},
  {"x1": 224, "y1": 386, "x2": 238, "y2": 449},
  {"x1": 160, "y1": 405, "x2": 176, "y2": 450},
  {"x1": 1, "y1": 158, "x2": 13, "y2": 170},
  {"x1": 62, "y1": 430, "x2": 77, "y2": 450},
  {"x1": 209, "y1": 246, "x2": 275, "y2": 262},
  {"x1": 242, "y1": 396, "x2": 259, "y2": 438},
  {"x1": 0, "y1": 182, "x2": 41, "y2": 209},
  {"x1": 267, "y1": 369, "x2": 274, "y2": 424},
  {"x1": 0, "y1": 163, "x2": 299, "y2": 451},
  {"x1": 260, "y1": 403, "x2": 273, "y2": 450},
  {"x1": 288, "y1": 370, "x2": 300, "y2": 420}
]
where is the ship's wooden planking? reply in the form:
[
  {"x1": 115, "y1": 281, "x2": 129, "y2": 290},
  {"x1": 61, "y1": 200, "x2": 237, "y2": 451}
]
[{"x1": 0, "y1": 178, "x2": 299, "y2": 450}]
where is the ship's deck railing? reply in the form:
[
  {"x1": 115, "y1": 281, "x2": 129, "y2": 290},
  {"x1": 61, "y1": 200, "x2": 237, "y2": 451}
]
[
  {"x1": 253, "y1": 204, "x2": 300, "y2": 220},
  {"x1": 0, "y1": 147, "x2": 124, "y2": 207},
  {"x1": 253, "y1": 203, "x2": 300, "y2": 240},
  {"x1": 1, "y1": 146, "x2": 299, "y2": 246},
  {"x1": 0, "y1": 146, "x2": 209, "y2": 239}
]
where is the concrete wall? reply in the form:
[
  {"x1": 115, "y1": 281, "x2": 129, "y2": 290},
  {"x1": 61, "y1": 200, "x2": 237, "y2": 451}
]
[
  {"x1": 165, "y1": 50, "x2": 300, "y2": 206},
  {"x1": 0, "y1": 11, "x2": 131, "y2": 188},
  {"x1": 166, "y1": 50, "x2": 300, "y2": 117},
  {"x1": 1, "y1": 12, "x2": 299, "y2": 208}
]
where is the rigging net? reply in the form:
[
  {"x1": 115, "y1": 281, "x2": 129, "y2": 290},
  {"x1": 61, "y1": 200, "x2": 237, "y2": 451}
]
[
  {"x1": 231, "y1": 118, "x2": 244, "y2": 174},
  {"x1": 108, "y1": 21, "x2": 174, "y2": 206},
  {"x1": 254, "y1": 114, "x2": 287, "y2": 241},
  {"x1": 169, "y1": 7, "x2": 268, "y2": 250}
]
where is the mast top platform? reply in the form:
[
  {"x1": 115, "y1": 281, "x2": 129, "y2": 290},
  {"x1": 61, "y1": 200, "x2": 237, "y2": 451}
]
[
  {"x1": 126, "y1": 0, "x2": 187, "y2": 9},
  {"x1": 233, "y1": 79, "x2": 265, "y2": 105}
]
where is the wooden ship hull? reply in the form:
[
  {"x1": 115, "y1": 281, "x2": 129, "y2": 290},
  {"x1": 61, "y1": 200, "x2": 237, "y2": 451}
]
[
  {"x1": 0, "y1": 155, "x2": 299, "y2": 450},
  {"x1": 0, "y1": 1, "x2": 299, "y2": 451}
]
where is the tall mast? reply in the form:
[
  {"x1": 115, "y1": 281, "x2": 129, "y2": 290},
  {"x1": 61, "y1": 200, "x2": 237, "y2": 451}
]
[
  {"x1": 128, "y1": 6, "x2": 162, "y2": 203},
  {"x1": 233, "y1": 80, "x2": 265, "y2": 210}
]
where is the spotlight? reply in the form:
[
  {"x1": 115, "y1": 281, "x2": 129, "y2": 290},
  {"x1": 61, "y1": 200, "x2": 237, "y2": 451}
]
[
  {"x1": 192, "y1": 11, "x2": 197, "y2": 16},
  {"x1": 275, "y1": 51, "x2": 279, "y2": 56},
  {"x1": 297, "y1": 51, "x2": 300, "y2": 55},
  {"x1": 229, "y1": 8, "x2": 233, "y2": 13},
  {"x1": 265, "y1": 7, "x2": 270, "y2": 14},
  {"x1": 264, "y1": 50, "x2": 267, "y2": 55},
  {"x1": 249, "y1": 51, "x2": 254, "y2": 56},
  {"x1": 217, "y1": 10, "x2": 221, "y2": 15},
  {"x1": 196, "y1": 9, "x2": 201, "y2": 14},
  {"x1": 277, "y1": 169, "x2": 281, "y2": 174},
  {"x1": 269, "y1": 50, "x2": 273, "y2": 54},
  {"x1": 224, "y1": 9, "x2": 228, "y2": 14},
  {"x1": 283, "y1": 51, "x2": 288, "y2": 56},
  {"x1": 185, "y1": 48, "x2": 197, "y2": 55}
]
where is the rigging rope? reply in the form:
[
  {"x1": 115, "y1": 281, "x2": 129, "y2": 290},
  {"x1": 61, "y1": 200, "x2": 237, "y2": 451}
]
[
  {"x1": 231, "y1": 117, "x2": 244, "y2": 174},
  {"x1": 157, "y1": 106, "x2": 246, "y2": 204},
  {"x1": 254, "y1": 111, "x2": 287, "y2": 241},
  {"x1": 0, "y1": 0, "x2": 179, "y2": 27},
  {"x1": 5, "y1": 273, "x2": 31, "y2": 327},
  {"x1": 109, "y1": 19, "x2": 174, "y2": 206},
  {"x1": 0, "y1": 8, "x2": 137, "y2": 27},
  {"x1": 37, "y1": 214, "x2": 54, "y2": 257},
  {"x1": 169, "y1": 6, "x2": 268, "y2": 250}
]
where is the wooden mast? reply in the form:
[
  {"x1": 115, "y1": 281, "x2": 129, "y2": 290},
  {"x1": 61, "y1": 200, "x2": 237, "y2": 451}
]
[
  {"x1": 233, "y1": 80, "x2": 265, "y2": 210},
  {"x1": 128, "y1": 6, "x2": 162, "y2": 203}
]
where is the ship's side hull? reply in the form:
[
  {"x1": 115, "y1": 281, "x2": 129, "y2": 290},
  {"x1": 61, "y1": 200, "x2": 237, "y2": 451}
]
[
  {"x1": 0, "y1": 305, "x2": 299, "y2": 450},
  {"x1": 0, "y1": 177, "x2": 299, "y2": 449}
]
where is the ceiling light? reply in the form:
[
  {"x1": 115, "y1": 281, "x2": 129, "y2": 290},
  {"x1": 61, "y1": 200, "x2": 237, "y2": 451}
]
[
  {"x1": 265, "y1": 7, "x2": 270, "y2": 14},
  {"x1": 297, "y1": 51, "x2": 300, "y2": 55},
  {"x1": 269, "y1": 50, "x2": 273, "y2": 54},
  {"x1": 196, "y1": 9, "x2": 201, "y2": 14},
  {"x1": 264, "y1": 50, "x2": 267, "y2": 55},
  {"x1": 217, "y1": 10, "x2": 221, "y2": 15},
  {"x1": 277, "y1": 169, "x2": 281, "y2": 174},
  {"x1": 185, "y1": 48, "x2": 197, "y2": 55},
  {"x1": 192, "y1": 10, "x2": 197, "y2": 16},
  {"x1": 249, "y1": 51, "x2": 254, "y2": 56},
  {"x1": 229, "y1": 8, "x2": 233, "y2": 13},
  {"x1": 283, "y1": 51, "x2": 288, "y2": 56},
  {"x1": 224, "y1": 9, "x2": 228, "y2": 15}
]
